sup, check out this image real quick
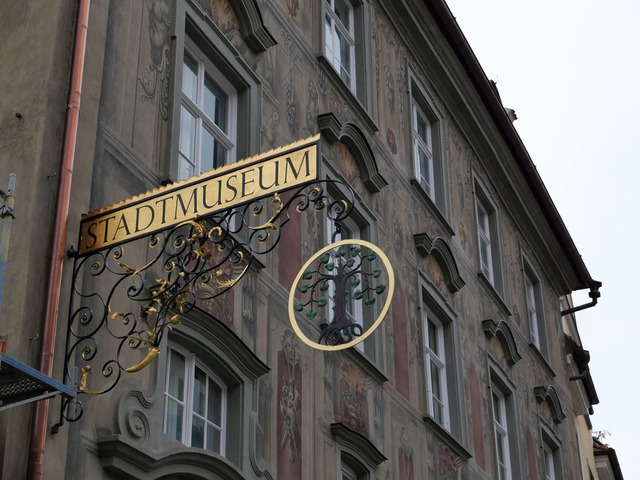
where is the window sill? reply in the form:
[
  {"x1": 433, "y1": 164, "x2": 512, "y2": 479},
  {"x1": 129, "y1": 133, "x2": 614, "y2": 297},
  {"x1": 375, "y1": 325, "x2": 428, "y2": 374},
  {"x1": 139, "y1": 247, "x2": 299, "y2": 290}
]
[
  {"x1": 422, "y1": 415, "x2": 472, "y2": 460},
  {"x1": 528, "y1": 343, "x2": 556, "y2": 378},
  {"x1": 317, "y1": 55, "x2": 378, "y2": 136},
  {"x1": 340, "y1": 342, "x2": 389, "y2": 386},
  {"x1": 477, "y1": 272, "x2": 511, "y2": 318},
  {"x1": 410, "y1": 179, "x2": 455, "y2": 237}
]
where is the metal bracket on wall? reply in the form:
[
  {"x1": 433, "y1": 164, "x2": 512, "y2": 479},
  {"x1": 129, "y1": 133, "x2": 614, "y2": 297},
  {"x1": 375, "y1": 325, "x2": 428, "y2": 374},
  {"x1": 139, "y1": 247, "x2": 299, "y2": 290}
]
[{"x1": 54, "y1": 179, "x2": 355, "y2": 428}]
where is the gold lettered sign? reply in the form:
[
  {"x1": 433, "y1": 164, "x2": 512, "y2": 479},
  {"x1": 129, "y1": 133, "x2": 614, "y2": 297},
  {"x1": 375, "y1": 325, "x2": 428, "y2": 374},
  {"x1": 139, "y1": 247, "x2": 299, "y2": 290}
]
[{"x1": 78, "y1": 135, "x2": 320, "y2": 256}]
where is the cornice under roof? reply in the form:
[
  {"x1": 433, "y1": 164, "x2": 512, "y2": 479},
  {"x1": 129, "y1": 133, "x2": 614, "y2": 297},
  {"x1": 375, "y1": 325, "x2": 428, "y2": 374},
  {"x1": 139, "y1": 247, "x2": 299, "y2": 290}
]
[{"x1": 425, "y1": 0, "x2": 597, "y2": 292}]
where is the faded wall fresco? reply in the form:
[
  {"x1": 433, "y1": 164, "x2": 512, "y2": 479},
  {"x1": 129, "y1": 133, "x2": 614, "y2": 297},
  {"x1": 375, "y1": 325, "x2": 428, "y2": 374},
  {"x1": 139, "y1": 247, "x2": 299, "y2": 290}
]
[
  {"x1": 338, "y1": 362, "x2": 369, "y2": 435},
  {"x1": 392, "y1": 279, "x2": 410, "y2": 399},
  {"x1": 398, "y1": 426, "x2": 414, "y2": 480},
  {"x1": 277, "y1": 330, "x2": 302, "y2": 479}
]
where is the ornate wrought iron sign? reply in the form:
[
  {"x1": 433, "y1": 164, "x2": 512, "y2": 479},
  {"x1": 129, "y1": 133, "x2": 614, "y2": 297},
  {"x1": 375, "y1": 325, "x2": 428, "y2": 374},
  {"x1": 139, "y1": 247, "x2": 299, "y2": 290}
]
[
  {"x1": 58, "y1": 134, "x2": 393, "y2": 427},
  {"x1": 287, "y1": 239, "x2": 394, "y2": 351}
]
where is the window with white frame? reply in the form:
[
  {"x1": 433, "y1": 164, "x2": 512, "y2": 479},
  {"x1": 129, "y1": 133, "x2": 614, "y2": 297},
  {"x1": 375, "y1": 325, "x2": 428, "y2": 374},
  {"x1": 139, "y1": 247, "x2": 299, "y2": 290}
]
[
  {"x1": 321, "y1": 0, "x2": 371, "y2": 108},
  {"x1": 541, "y1": 425, "x2": 563, "y2": 480},
  {"x1": 324, "y1": 0, "x2": 356, "y2": 91},
  {"x1": 477, "y1": 200, "x2": 493, "y2": 281},
  {"x1": 328, "y1": 218, "x2": 362, "y2": 331},
  {"x1": 543, "y1": 443, "x2": 556, "y2": 480},
  {"x1": 475, "y1": 187, "x2": 503, "y2": 292},
  {"x1": 410, "y1": 83, "x2": 448, "y2": 216},
  {"x1": 331, "y1": 423, "x2": 384, "y2": 480},
  {"x1": 523, "y1": 261, "x2": 551, "y2": 360},
  {"x1": 525, "y1": 272, "x2": 539, "y2": 346},
  {"x1": 492, "y1": 389, "x2": 512, "y2": 480},
  {"x1": 338, "y1": 449, "x2": 372, "y2": 480},
  {"x1": 341, "y1": 462, "x2": 359, "y2": 480},
  {"x1": 170, "y1": 3, "x2": 263, "y2": 185},
  {"x1": 164, "y1": 345, "x2": 226, "y2": 454},
  {"x1": 413, "y1": 100, "x2": 435, "y2": 198},
  {"x1": 489, "y1": 366, "x2": 521, "y2": 480},
  {"x1": 420, "y1": 282, "x2": 467, "y2": 449},
  {"x1": 326, "y1": 212, "x2": 370, "y2": 356},
  {"x1": 178, "y1": 43, "x2": 237, "y2": 181},
  {"x1": 424, "y1": 312, "x2": 449, "y2": 429}
]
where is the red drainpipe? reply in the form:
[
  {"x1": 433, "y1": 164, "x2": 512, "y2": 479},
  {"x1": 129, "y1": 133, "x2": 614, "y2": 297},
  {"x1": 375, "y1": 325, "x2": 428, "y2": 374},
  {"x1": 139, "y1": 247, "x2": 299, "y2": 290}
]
[{"x1": 27, "y1": 0, "x2": 91, "y2": 478}]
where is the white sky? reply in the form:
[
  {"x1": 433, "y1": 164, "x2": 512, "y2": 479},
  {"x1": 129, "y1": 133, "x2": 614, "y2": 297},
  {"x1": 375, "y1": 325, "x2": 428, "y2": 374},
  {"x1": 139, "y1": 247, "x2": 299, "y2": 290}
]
[{"x1": 445, "y1": 0, "x2": 640, "y2": 476}]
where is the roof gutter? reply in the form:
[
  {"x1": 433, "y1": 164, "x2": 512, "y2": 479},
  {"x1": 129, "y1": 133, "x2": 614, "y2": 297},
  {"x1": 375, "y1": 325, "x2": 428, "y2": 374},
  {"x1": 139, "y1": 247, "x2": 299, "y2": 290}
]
[{"x1": 426, "y1": 0, "x2": 599, "y2": 293}]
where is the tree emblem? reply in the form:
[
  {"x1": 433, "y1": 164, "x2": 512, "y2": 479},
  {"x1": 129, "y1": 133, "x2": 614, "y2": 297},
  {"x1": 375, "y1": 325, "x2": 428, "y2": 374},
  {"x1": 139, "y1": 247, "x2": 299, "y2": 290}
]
[{"x1": 288, "y1": 239, "x2": 394, "y2": 351}]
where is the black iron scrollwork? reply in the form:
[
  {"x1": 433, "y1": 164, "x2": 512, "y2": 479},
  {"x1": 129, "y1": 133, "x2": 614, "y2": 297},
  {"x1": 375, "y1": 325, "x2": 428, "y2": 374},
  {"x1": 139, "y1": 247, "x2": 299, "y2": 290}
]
[
  {"x1": 57, "y1": 180, "x2": 354, "y2": 427},
  {"x1": 292, "y1": 241, "x2": 386, "y2": 347}
]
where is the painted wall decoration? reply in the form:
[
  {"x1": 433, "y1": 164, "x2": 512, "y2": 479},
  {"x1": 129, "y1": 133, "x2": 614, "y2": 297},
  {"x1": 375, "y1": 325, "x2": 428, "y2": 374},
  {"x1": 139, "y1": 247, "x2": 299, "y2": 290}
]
[
  {"x1": 392, "y1": 280, "x2": 410, "y2": 399},
  {"x1": 398, "y1": 426, "x2": 414, "y2": 480},
  {"x1": 437, "y1": 444, "x2": 460, "y2": 480},
  {"x1": 277, "y1": 329, "x2": 302, "y2": 479},
  {"x1": 305, "y1": 79, "x2": 318, "y2": 133},
  {"x1": 338, "y1": 143, "x2": 360, "y2": 184},
  {"x1": 138, "y1": 0, "x2": 171, "y2": 120},
  {"x1": 210, "y1": 0, "x2": 240, "y2": 35},
  {"x1": 339, "y1": 362, "x2": 369, "y2": 435},
  {"x1": 286, "y1": 0, "x2": 299, "y2": 19},
  {"x1": 469, "y1": 364, "x2": 485, "y2": 469},
  {"x1": 386, "y1": 128, "x2": 398, "y2": 155}
]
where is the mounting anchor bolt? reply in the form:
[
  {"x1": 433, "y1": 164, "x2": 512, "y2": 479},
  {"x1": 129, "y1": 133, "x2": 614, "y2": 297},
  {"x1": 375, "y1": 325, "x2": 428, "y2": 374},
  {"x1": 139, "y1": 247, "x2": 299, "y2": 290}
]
[{"x1": 66, "y1": 246, "x2": 78, "y2": 258}]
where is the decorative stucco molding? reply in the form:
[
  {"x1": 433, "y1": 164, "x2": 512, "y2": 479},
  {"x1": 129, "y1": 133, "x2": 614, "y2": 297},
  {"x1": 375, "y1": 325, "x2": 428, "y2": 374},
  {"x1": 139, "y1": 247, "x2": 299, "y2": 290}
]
[
  {"x1": 98, "y1": 435, "x2": 246, "y2": 480},
  {"x1": 534, "y1": 385, "x2": 566, "y2": 425},
  {"x1": 230, "y1": 0, "x2": 277, "y2": 52},
  {"x1": 413, "y1": 233, "x2": 466, "y2": 293},
  {"x1": 330, "y1": 422, "x2": 387, "y2": 467},
  {"x1": 249, "y1": 411, "x2": 275, "y2": 479},
  {"x1": 180, "y1": 307, "x2": 270, "y2": 380},
  {"x1": 318, "y1": 113, "x2": 388, "y2": 193},
  {"x1": 482, "y1": 319, "x2": 522, "y2": 366}
]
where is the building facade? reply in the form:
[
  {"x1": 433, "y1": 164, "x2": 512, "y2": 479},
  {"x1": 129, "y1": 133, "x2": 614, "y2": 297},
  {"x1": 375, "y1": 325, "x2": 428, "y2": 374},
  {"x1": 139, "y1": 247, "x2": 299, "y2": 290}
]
[{"x1": 0, "y1": 1, "x2": 614, "y2": 479}]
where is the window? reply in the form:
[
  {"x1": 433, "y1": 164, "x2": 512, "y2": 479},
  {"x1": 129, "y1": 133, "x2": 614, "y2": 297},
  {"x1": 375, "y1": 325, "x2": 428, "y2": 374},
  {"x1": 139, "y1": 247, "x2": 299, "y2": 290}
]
[
  {"x1": 327, "y1": 216, "x2": 364, "y2": 348},
  {"x1": 178, "y1": 43, "x2": 237, "y2": 180},
  {"x1": 492, "y1": 389, "x2": 512, "y2": 480},
  {"x1": 326, "y1": 212, "x2": 374, "y2": 357},
  {"x1": 477, "y1": 200, "x2": 493, "y2": 281},
  {"x1": 410, "y1": 81, "x2": 448, "y2": 217},
  {"x1": 340, "y1": 452, "x2": 369, "y2": 480},
  {"x1": 419, "y1": 280, "x2": 468, "y2": 456},
  {"x1": 169, "y1": 6, "x2": 261, "y2": 183},
  {"x1": 324, "y1": 0, "x2": 355, "y2": 91},
  {"x1": 475, "y1": 187, "x2": 503, "y2": 292},
  {"x1": 321, "y1": 180, "x2": 382, "y2": 368},
  {"x1": 489, "y1": 366, "x2": 521, "y2": 480},
  {"x1": 164, "y1": 345, "x2": 226, "y2": 454},
  {"x1": 525, "y1": 273, "x2": 539, "y2": 346},
  {"x1": 423, "y1": 312, "x2": 449, "y2": 429},
  {"x1": 523, "y1": 262, "x2": 549, "y2": 357},
  {"x1": 543, "y1": 444, "x2": 556, "y2": 480},
  {"x1": 331, "y1": 423, "x2": 385, "y2": 480},
  {"x1": 413, "y1": 101, "x2": 435, "y2": 199},
  {"x1": 321, "y1": 0, "x2": 371, "y2": 108},
  {"x1": 541, "y1": 425, "x2": 563, "y2": 480},
  {"x1": 342, "y1": 465, "x2": 357, "y2": 480}
]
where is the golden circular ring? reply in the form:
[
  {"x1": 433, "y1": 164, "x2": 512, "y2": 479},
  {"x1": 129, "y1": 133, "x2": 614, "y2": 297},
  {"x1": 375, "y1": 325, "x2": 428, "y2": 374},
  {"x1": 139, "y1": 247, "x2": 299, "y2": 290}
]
[{"x1": 287, "y1": 239, "x2": 395, "y2": 351}]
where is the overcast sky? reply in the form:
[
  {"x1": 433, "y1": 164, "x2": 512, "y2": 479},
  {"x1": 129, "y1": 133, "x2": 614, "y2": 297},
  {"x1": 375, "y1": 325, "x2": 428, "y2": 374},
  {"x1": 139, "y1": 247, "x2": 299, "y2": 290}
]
[{"x1": 445, "y1": 0, "x2": 640, "y2": 476}]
